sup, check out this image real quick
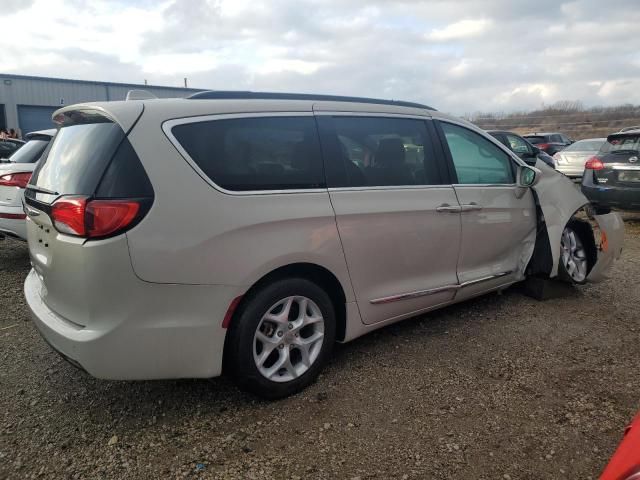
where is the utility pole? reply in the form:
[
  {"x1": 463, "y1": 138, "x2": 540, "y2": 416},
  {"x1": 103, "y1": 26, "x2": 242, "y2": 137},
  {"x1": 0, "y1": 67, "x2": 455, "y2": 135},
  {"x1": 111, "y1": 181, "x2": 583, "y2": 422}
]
[{"x1": 184, "y1": 78, "x2": 188, "y2": 88}]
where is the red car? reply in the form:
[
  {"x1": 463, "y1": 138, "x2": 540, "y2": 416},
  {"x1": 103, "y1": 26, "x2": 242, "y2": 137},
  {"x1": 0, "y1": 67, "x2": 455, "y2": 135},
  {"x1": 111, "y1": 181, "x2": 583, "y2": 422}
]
[{"x1": 601, "y1": 411, "x2": 640, "y2": 480}]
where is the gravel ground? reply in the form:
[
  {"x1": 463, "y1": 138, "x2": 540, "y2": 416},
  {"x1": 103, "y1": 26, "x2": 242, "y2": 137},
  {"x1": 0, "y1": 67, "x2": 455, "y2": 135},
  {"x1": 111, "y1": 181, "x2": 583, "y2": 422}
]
[{"x1": 1, "y1": 215, "x2": 640, "y2": 480}]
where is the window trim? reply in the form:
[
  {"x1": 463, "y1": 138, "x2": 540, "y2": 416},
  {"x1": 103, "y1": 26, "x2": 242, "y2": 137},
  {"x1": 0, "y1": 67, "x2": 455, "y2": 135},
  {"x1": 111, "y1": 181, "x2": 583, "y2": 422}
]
[
  {"x1": 317, "y1": 113, "x2": 448, "y2": 190},
  {"x1": 433, "y1": 119, "x2": 521, "y2": 186},
  {"x1": 162, "y1": 112, "x2": 327, "y2": 196}
]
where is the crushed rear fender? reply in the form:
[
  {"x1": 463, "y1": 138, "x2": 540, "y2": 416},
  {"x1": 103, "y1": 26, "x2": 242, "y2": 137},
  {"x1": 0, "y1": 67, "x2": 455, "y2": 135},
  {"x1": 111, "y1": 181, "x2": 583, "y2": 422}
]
[{"x1": 530, "y1": 161, "x2": 624, "y2": 281}]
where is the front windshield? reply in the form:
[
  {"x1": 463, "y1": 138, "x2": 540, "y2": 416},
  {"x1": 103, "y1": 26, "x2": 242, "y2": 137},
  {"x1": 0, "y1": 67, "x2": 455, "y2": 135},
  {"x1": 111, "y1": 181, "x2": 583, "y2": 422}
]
[
  {"x1": 599, "y1": 135, "x2": 640, "y2": 155},
  {"x1": 564, "y1": 140, "x2": 604, "y2": 152},
  {"x1": 8, "y1": 139, "x2": 49, "y2": 163}
]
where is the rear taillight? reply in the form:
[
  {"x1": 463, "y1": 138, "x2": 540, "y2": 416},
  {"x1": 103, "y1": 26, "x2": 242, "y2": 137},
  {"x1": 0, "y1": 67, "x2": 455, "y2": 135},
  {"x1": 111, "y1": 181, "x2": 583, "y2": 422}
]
[
  {"x1": 51, "y1": 196, "x2": 144, "y2": 239},
  {"x1": 585, "y1": 157, "x2": 604, "y2": 170},
  {"x1": 51, "y1": 197, "x2": 87, "y2": 236},
  {"x1": 0, "y1": 172, "x2": 32, "y2": 188},
  {"x1": 537, "y1": 143, "x2": 550, "y2": 150},
  {"x1": 86, "y1": 200, "x2": 140, "y2": 238}
]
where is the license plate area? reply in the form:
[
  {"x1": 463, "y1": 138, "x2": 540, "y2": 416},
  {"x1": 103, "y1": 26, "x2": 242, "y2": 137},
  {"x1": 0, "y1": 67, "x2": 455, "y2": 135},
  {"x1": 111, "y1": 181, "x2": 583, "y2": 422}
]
[{"x1": 618, "y1": 171, "x2": 640, "y2": 182}]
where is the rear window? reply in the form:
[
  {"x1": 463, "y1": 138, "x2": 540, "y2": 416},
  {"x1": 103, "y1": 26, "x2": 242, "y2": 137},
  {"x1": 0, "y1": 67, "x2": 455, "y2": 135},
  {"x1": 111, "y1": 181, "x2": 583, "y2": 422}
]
[
  {"x1": 30, "y1": 123, "x2": 123, "y2": 197},
  {"x1": 524, "y1": 136, "x2": 546, "y2": 144},
  {"x1": 171, "y1": 116, "x2": 325, "y2": 191},
  {"x1": 599, "y1": 134, "x2": 640, "y2": 155},
  {"x1": 564, "y1": 140, "x2": 604, "y2": 152},
  {"x1": 7, "y1": 139, "x2": 49, "y2": 163}
]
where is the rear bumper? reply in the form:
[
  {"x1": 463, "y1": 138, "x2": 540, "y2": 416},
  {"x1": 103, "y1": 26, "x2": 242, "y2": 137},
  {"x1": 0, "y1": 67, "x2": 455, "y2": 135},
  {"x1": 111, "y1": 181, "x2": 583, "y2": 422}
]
[
  {"x1": 0, "y1": 205, "x2": 27, "y2": 240},
  {"x1": 586, "y1": 212, "x2": 624, "y2": 283},
  {"x1": 581, "y1": 183, "x2": 640, "y2": 211},
  {"x1": 24, "y1": 268, "x2": 241, "y2": 380},
  {"x1": 556, "y1": 165, "x2": 584, "y2": 178}
]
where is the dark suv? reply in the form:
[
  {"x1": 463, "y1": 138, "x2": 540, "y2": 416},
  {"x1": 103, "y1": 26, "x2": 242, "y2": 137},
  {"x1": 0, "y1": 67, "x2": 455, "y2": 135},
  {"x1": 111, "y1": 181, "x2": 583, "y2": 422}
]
[
  {"x1": 581, "y1": 129, "x2": 640, "y2": 211},
  {"x1": 523, "y1": 132, "x2": 573, "y2": 156}
]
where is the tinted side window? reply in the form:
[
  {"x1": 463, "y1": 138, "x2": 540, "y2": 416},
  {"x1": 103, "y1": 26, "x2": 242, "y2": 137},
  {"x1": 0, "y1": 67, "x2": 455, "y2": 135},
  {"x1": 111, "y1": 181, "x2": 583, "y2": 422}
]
[
  {"x1": 96, "y1": 138, "x2": 154, "y2": 198},
  {"x1": 331, "y1": 116, "x2": 439, "y2": 187},
  {"x1": 506, "y1": 134, "x2": 531, "y2": 155},
  {"x1": 551, "y1": 134, "x2": 563, "y2": 143},
  {"x1": 172, "y1": 117, "x2": 324, "y2": 191},
  {"x1": 441, "y1": 122, "x2": 514, "y2": 184}
]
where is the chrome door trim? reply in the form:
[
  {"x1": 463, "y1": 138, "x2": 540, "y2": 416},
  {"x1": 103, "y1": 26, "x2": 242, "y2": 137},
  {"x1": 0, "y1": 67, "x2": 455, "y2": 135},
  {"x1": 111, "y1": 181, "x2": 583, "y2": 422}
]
[
  {"x1": 370, "y1": 271, "x2": 512, "y2": 305},
  {"x1": 327, "y1": 185, "x2": 454, "y2": 192},
  {"x1": 436, "y1": 204, "x2": 462, "y2": 213}
]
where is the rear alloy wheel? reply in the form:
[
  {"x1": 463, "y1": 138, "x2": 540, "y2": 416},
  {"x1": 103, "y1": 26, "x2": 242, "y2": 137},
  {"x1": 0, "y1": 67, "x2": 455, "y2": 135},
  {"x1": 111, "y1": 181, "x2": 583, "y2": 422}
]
[
  {"x1": 227, "y1": 278, "x2": 335, "y2": 399},
  {"x1": 253, "y1": 296, "x2": 325, "y2": 383},
  {"x1": 559, "y1": 225, "x2": 589, "y2": 284}
]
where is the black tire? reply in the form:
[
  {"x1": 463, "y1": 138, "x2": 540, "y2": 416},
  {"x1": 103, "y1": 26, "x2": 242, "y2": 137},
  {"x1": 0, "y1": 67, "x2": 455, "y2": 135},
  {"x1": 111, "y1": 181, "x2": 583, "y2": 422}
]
[
  {"x1": 558, "y1": 220, "x2": 595, "y2": 285},
  {"x1": 226, "y1": 278, "x2": 336, "y2": 399}
]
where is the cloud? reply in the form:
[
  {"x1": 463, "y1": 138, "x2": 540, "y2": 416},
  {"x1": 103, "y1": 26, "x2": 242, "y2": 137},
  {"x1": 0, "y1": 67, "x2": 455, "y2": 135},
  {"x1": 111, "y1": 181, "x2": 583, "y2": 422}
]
[
  {"x1": 427, "y1": 19, "x2": 492, "y2": 41},
  {"x1": 1, "y1": 0, "x2": 640, "y2": 114}
]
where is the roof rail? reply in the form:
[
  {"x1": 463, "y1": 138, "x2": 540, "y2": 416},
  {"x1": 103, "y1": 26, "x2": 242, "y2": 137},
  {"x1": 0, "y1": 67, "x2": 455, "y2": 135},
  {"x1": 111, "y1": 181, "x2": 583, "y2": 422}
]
[
  {"x1": 126, "y1": 89, "x2": 158, "y2": 101},
  {"x1": 187, "y1": 90, "x2": 435, "y2": 110}
]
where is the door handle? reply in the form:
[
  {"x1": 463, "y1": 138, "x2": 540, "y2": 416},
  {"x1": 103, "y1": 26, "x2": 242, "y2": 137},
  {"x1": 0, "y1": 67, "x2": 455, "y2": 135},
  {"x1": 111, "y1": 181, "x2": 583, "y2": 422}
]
[
  {"x1": 460, "y1": 202, "x2": 483, "y2": 212},
  {"x1": 436, "y1": 203, "x2": 462, "y2": 213}
]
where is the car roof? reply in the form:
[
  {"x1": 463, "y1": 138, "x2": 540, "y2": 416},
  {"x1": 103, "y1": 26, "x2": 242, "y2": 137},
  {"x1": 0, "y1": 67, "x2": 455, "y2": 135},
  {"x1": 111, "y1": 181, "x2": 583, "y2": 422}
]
[
  {"x1": 607, "y1": 130, "x2": 640, "y2": 141},
  {"x1": 573, "y1": 137, "x2": 606, "y2": 142},
  {"x1": 24, "y1": 129, "x2": 56, "y2": 140},
  {"x1": 188, "y1": 90, "x2": 436, "y2": 110},
  {"x1": 523, "y1": 132, "x2": 562, "y2": 137},
  {"x1": 487, "y1": 130, "x2": 521, "y2": 136}
]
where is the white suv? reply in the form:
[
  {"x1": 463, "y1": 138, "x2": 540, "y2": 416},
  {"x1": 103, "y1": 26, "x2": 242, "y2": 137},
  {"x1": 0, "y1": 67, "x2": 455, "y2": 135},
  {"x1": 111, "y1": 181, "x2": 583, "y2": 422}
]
[{"x1": 23, "y1": 92, "x2": 623, "y2": 398}]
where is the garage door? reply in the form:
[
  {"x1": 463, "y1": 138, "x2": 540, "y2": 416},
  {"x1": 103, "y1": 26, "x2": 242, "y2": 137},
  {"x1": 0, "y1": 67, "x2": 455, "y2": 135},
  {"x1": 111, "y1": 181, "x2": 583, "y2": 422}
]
[{"x1": 17, "y1": 105, "x2": 58, "y2": 135}]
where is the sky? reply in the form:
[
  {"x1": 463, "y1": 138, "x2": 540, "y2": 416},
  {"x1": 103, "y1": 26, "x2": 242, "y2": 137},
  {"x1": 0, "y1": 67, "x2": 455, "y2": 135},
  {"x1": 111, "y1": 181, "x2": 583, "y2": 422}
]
[{"x1": 4, "y1": 0, "x2": 640, "y2": 115}]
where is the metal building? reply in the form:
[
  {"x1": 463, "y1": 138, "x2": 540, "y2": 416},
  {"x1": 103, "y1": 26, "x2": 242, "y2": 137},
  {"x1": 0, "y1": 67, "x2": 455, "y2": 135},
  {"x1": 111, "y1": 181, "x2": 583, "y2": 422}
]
[{"x1": 0, "y1": 74, "x2": 200, "y2": 135}]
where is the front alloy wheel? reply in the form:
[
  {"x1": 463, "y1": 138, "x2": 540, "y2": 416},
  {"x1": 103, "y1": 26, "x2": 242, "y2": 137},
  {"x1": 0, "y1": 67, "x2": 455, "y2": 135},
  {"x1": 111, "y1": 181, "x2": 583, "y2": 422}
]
[{"x1": 560, "y1": 225, "x2": 588, "y2": 283}]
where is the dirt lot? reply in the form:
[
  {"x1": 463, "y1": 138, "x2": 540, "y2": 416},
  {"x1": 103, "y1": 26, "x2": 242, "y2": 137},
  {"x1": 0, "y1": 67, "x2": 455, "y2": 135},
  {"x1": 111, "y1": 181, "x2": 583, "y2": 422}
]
[{"x1": 1, "y1": 217, "x2": 640, "y2": 480}]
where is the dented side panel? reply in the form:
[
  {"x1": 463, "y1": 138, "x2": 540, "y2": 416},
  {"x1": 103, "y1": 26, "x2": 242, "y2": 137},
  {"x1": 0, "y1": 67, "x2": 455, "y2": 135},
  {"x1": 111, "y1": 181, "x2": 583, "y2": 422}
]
[{"x1": 531, "y1": 160, "x2": 624, "y2": 280}]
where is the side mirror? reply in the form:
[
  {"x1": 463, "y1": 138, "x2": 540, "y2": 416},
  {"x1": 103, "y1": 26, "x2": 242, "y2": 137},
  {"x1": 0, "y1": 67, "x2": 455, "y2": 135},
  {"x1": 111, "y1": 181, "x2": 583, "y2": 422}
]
[
  {"x1": 531, "y1": 146, "x2": 541, "y2": 154},
  {"x1": 518, "y1": 165, "x2": 541, "y2": 187}
]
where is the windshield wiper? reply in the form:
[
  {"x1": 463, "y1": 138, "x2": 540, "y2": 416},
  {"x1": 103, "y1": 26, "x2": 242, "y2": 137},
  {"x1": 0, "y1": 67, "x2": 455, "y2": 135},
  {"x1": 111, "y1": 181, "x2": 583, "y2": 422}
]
[
  {"x1": 26, "y1": 185, "x2": 59, "y2": 195},
  {"x1": 612, "y1": 149, "x2": 639, "y2": 154}
]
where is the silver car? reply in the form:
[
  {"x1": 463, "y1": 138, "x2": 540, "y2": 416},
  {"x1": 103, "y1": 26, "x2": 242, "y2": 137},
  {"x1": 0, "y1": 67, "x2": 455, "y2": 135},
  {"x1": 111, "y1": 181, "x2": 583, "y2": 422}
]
[
  {"x1": 0, "y1": 130, "x2": 55, "y2": 240},
  {"x1": 23, "y1": 92, "x2": 624, "y2": 398},
  {"x1": 554, "y1": 138, "x2": 606, "y2": 178}
]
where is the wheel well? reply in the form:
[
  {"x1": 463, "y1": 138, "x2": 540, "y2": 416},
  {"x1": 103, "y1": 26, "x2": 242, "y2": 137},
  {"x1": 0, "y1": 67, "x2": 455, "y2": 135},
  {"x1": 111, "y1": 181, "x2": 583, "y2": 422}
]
[
  {"x1": 230, "y1": 263, "x2": 347, "y2": 341},
  {"x1": 567, "y1": 217, "x2": 598, "y2": 273}
]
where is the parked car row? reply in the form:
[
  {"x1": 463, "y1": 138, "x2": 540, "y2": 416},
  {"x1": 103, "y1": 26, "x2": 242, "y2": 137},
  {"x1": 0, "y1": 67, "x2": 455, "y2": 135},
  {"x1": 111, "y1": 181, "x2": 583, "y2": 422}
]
[
  {"x1": 0, "y1": 138, "x2": 25, "y2": 159},
  {"x1": 0, "y1": 130, "x2": 56, "y2": 240}
]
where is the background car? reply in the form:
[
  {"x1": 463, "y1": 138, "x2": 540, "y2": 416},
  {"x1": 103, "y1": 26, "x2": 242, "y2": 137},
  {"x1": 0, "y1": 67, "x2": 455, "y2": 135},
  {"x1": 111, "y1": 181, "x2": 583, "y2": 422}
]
[
  {"x1": 0, "y1": 129, "x2": 55, "y2": 240},
  {"x1": 581, "y1": 129, "x2": 640, "y2": 211},
  {"x1": 488, "y1": 130, "x2": 555, "y2": 168},
  {"x1": 0, "y1": 138, "x2": 25, "y2": 160},
  {"x1": 553, "y1": 137, "x2": 606, "y2": 179},
  {"x1": 523, "y1": 132, "x2": 573, "y2": 156}
]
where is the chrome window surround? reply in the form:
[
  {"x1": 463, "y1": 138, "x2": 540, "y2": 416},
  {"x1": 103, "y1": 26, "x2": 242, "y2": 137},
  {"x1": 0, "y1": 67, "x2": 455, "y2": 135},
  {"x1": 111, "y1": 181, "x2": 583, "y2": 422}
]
[
  {"x1": 163, "y1": 112, "x2": 326, "y2": 196},
  {"x1": 163, "y1": 112, "x2": 525, "y2": 196}
]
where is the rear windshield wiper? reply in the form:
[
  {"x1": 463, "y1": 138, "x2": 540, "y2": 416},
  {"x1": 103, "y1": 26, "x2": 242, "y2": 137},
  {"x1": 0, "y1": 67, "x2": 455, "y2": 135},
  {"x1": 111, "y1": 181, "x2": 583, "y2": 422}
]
[{"x1": 26, "y1": 185, "x2": 59, "y2": 195}]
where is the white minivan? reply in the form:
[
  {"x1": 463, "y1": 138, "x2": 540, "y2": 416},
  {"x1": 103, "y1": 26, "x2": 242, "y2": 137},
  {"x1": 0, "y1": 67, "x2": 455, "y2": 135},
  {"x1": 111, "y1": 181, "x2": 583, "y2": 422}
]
[{"x1": 23, "y1": 92, "x2": 623, "y2": 398}]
